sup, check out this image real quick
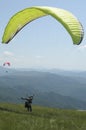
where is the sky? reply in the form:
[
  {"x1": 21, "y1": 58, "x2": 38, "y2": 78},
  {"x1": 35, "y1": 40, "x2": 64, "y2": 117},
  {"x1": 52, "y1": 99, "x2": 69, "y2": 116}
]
[{"x1": 0, "y1": 0, "x2": 86, "y2": 70}]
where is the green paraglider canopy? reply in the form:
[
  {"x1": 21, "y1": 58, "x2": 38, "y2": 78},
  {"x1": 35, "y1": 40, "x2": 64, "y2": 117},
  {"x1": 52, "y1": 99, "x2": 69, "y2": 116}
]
[{"x1": 2, "y1": 6, "x2": 84, "y2": 45}]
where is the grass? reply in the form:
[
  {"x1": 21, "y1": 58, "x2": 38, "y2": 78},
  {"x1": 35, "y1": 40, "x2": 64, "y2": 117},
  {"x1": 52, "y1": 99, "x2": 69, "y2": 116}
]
[{"x1": 0, "y1": 102, "x2": 86, "y2": 130}]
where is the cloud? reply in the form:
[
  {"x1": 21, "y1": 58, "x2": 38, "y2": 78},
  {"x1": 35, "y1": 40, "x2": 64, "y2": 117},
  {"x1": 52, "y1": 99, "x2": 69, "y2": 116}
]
[
  {"x1": 35, "y1": 55, "x2": 43, "y2": 59},
  {"x1": 3, "y1": 51, "x2": 14, "y2": 57},
  {"x1": 78, "y1": 45, "x2": 86, "y2": 50},
  {"x1": 0, "y1": 58, "x2": 2, "y2": 61}
]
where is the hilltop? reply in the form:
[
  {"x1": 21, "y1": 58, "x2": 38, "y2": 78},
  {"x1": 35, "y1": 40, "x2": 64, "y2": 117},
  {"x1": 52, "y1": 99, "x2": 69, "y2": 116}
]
[{"x1": 0, "y1": 103, "x2": 86, "y2": 130}]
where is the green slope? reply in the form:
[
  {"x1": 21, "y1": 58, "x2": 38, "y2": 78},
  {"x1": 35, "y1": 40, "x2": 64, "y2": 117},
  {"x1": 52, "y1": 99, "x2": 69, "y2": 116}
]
[{"x1": 0, "y1": 103, "x2": 86, "y2": 130}]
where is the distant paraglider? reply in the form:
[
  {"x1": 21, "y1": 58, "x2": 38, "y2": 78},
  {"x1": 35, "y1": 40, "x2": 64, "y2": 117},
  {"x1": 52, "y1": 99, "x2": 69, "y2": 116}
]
[
  {"x1": 3, "y1": 62, "x2": 11, "y2": 67},
  {"x1": 3, "y1": 62, "x2": 11, "y2": 73}
]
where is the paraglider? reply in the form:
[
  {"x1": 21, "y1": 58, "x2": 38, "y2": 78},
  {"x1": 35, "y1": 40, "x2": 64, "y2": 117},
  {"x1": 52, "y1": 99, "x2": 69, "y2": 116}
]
[
  {"x1": 21, "y1": 95, "x2": 34, "y2": 112},
  {"x1": 2, "y1": 6, "x2": 84, "y2": 45},
  {"x1": 3, "y1": 62, "x2": 11, "y2": 67},
  {"x1": 3, "y1": 62, "x2": 11, "y2": 73}
]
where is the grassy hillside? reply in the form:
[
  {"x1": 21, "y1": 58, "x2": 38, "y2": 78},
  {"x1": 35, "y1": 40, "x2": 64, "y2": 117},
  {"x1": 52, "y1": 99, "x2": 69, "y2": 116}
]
[{"x1": 0, "y1": 103, "x2": 86, "y2": 130}]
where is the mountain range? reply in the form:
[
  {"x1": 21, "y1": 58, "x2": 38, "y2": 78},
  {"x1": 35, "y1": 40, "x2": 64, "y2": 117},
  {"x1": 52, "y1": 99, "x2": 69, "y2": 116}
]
[{"x1": 0, "y1": 66, "x2": 86, "y2": 109}]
